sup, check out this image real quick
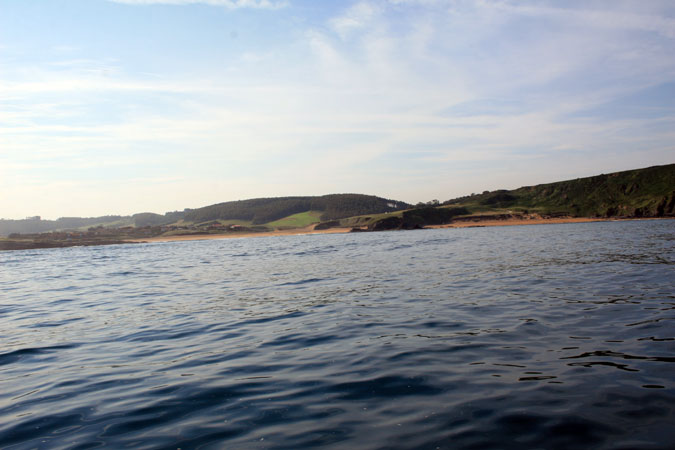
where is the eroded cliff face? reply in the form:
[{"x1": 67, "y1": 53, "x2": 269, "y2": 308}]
[
  {"x1": 443, "y1": 164, "x2": 675, "y2": 219},
  {"x1": 604, "y1": 191, "x2": 675, "y2": 218},
  {"x1": 655, "y1": 192, "x2": 675, "y2": 216}
]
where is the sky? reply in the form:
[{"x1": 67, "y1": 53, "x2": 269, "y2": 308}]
[{"x1": 1, "y1": 0, "x2": 674, "y2": 219}]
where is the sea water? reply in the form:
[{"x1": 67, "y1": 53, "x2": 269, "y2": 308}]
[{"x1": 1, "y1": 220, "x2": 674, "y2": 449}]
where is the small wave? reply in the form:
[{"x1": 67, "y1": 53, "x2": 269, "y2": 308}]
[
  {"x1": 0, "y1": 344, "x2": 79, "y2": 366},
  {"x1": 278, "y1": 277, "x2": 330, "y2": 286},
  {"x1": 108, "y1": 271, "x2": 135, "y2": 276},
  {"x1": 561, "y1": 350, "x2": 675, "y2": 363},
  {"x1": 28, "y1": 317, "x2": 83, "y2": 328}
]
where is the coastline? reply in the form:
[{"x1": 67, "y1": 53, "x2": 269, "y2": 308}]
[
  {"x1": 2, "y1": 217, "x2": 671, "y2": 251},
  {"x1": 129, "y1": 217, "x2": 668, "y2": 244}
]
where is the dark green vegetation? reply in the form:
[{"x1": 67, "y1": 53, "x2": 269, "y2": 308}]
[
  {"x1": 444, "y1": 163, "x2": 675, "y2": 218},
  {"x1": 183, "y1": 194, "x2": 408, "y2": 224}
]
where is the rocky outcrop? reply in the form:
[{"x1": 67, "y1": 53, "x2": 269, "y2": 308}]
[
  {"x1": 369, "y1": 216, "x2": 404, "y2": 231},
  {"x1": 367, "y1": 207, "x2": 471, "y2": 231},
  {"x1": 314, "y1": 220, "x2": 341, "y2": 230}
]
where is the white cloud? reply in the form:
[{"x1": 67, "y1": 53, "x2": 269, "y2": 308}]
[
  {"x1": 506, "y1": 3, "x2": 675, "y2": 39},
  {"x1": 330, "y1": 2, "x2": 381, "y2": 40},
  {"x1": 106, "y1": 0, "x2": 288, "y2": 8}
]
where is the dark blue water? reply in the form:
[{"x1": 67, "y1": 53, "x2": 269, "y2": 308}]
[{"x1": 1, "y1": 220, "x2": 674, "y2": 449}]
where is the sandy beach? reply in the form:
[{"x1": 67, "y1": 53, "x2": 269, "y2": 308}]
[{"x1": 426, "y1": 217, "x2": 614, "y2": 229}]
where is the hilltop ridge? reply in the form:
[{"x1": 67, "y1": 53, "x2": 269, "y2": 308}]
[{"x1": 0, "y1": 194, "x2": 409, "y2": 237}]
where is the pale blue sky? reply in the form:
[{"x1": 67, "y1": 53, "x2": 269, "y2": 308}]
[{"x1": 1, "y1": 0, "x2": 674, "y2": 219}]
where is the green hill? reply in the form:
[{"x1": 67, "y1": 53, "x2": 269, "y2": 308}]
[
  {"x1": 355, "y1": 163, "x2": 675, "y2": 231},
  {"x1": 444, "y1": 163, "x2": 675, "y2": 218},
  {"x1": 183, "y1": 194, "x2": 409, "y2": 224}
]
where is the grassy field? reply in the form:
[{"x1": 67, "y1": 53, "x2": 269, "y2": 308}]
[{"x1": 265, "y1": 211, "x2": 322, "y2": 229}]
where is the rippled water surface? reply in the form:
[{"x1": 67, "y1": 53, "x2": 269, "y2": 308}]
[{"x1": 1, "y1": 220, "x2": 674, "y2": 449}]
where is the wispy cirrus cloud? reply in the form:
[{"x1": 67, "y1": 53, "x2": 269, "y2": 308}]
[{"x1": 106, "y1": 0, "x2": 288, "y2": 8}]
